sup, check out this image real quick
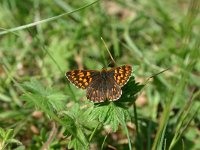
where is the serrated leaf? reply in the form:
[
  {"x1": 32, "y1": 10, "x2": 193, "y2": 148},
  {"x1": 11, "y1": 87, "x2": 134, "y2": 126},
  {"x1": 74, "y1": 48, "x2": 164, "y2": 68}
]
[
  {"x1": 0, "y1": 128, "x2": 22, "y2": 150},
  {"x1": 19, "y1": 79, "x2": 85, "y2": 145},
  {"x1": 4, "y1": 129, "x2": 14, "y2": 141},
  {"x1": 91, "y1": 102, "x2": 131, "y2": 131},
  {"x1": 7, "y1": 139, "x2": 22, "y2": 145},
  {"x1": 20, "y1": 78, "x2": 67, "y2": 112},
  {"x1": 97, "y1": 105, "x2": 110, "y2": 122},
  {"x1": 0, "y1": 127, "x2": 6, "y2": 137},
  {"x1": 21, "y1": 79, "x2": 46, "y2": 95},
  {"x1": 47, "y1": 92, "x2": 67, "y2": 111},
  {"x1": 68, "y1": 138, "x2": 84, "y2": 150},
  {"x1": 119, "y1": 76, "x2": 144, "y2": 104},
  {"x1": 67, "y1": 125, "x2": 88, "y2": 150},
  {"x1": 61, "y1": 104, "x2": 99, "y2": 149}
]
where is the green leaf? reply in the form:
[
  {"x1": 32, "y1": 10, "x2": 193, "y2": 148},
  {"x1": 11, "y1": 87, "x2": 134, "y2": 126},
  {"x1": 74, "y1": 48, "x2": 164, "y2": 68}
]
[
  {"x1": 7, "y1": 139, "x2": 22, "y2": 146},
  {"x1": 21, "y1": 78, "x2": 67, "y2": 112},
  {"x1": 47, "y1": 90, "x2": 68, "y2": 111},
  {"x1": 68, "y1": 136, "x2": 85, "y2": 150},
  {"x1": 91, "y1": 102, "x2": 131, "y2": 132},
  {"x1": 0, "y1": 128, "x2": 22, "y2": 150},
  {"x1": 63, "y1": 103, "x2": 99, "y2": 149},
  {"x1": 119, "y1": 76, "x2": 144, "y2": 104},
  {"x1": 19, "y1": 78, "x2": 92, "y2": 148},
  {"x1": 21, "y1": 78, "x2": 46, "y2": 95},
  {"x1": 0, "y1": 128, "x2": 14, "y2": 142},
  {"x1": 13, "y1": 146, "x2": 26, "y2": 150}
]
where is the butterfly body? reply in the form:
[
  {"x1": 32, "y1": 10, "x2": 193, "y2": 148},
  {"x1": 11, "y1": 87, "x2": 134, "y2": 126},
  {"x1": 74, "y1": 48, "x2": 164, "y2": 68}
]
[
  {"x1": 100, "y1": 69, "x2": 108, "y2": 79},
  {"x1": 66, "y1": 65, "x2": 132, "y2": 103}
]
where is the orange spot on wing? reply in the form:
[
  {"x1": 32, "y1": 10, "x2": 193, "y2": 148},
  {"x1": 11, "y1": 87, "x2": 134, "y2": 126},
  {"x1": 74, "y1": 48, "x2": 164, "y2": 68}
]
[
  {"x1": 86, "y1": 72, "x2": 91, "y2": 76},
  {"x1": 119, "y1": 70, "x2": 123, "y2": 74},
  {"x1": 114, "y1": 76, "x2": 117, "y2": 80},
  {"x1": 79, "y1": 74, "x2": 84, "y2": 77}
]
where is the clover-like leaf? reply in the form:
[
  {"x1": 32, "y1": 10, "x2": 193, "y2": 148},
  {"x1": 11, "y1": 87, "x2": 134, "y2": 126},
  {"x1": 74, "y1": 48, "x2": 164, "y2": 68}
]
[
  {"x1": 91, "y1": 102, "x2": 131, "y2": 131},
  {"x1": 21, "y1": 78, "x2": 67, "y2": 112}
]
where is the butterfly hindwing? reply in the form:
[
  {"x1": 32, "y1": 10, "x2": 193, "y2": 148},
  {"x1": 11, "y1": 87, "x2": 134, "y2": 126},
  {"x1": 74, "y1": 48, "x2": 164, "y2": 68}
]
[
  {"x1": 105, "y1": 77, "x2": 122, "y2": 101},
  {"x1": 86, "y1": 76, "x2": 121, "y2": 102},
  {"x1": 86, "y1": 77, "x2": 106, "y2": 102}
]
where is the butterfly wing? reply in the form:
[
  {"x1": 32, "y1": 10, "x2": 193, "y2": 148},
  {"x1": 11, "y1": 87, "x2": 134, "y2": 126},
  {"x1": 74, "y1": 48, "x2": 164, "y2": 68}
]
[
  {"x1": 66, "y1": 70, "x2": 100, "y2": 89},
  {"x1": 108, "y1": 64, "x2": 132, "y2": 87},
  {"x1": 66, "y1": 64, "x2": 131, "y2": 103},
  {"x1": 86, "y1": 77, "x2": 106, "y2": 102},
  {"x1": 105, "y1": 76, "x2": 122, "y2": 101},
  {"x1": 86, "y1": 76, "x2": 122, "y2": 103}
]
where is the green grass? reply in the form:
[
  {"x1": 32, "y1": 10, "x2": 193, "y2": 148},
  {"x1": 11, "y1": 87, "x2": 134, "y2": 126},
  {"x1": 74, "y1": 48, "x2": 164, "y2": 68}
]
[{"x1": 0, "y1": 0, "x2": 200, "y2": 149}]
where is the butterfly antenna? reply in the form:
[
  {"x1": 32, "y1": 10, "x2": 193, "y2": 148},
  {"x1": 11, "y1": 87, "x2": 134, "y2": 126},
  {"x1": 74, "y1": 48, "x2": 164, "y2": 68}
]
[
  {"x1": 144, "y1": 68, "x2": 170, "y2": 85},
  {"x1": 101, "y1": 37, "x2": 116, "y2": 66}
]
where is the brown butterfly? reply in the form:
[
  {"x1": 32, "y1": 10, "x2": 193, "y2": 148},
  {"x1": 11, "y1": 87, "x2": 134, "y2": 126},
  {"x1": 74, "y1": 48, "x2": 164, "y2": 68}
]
[{"x1": 66, "y1": 65, "x2": 132, "y2": 103}]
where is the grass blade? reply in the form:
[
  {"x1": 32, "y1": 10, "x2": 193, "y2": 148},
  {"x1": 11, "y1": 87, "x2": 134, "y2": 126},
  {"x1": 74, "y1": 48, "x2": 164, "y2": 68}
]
[{"x1": 0, "y1": 0, "x2": 99, "y2": 35}]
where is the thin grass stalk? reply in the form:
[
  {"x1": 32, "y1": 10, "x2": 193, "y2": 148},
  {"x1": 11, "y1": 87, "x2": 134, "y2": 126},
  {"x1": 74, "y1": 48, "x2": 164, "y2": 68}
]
[
  {"x1": 0, "y1": 0, "x2": 100, "y2": 35},
  {"x1": 151, "y1": 94, "x2": 172, "y2": 150}
]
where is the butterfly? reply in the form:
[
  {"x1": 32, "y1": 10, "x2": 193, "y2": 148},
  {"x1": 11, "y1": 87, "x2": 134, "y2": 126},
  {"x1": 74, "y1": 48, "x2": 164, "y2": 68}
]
[{"x1": 66, "y1": 65, "x2": 132, "y2": 103}]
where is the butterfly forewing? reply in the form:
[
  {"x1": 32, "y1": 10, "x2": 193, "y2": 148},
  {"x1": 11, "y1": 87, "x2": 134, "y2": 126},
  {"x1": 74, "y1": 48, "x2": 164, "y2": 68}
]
[
  {"x1": 66, "y1": 70, "x2": 99, "y2": 89},
  {"x1": 109, "y1": 65, "x2": 132, "y2": 87}
]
